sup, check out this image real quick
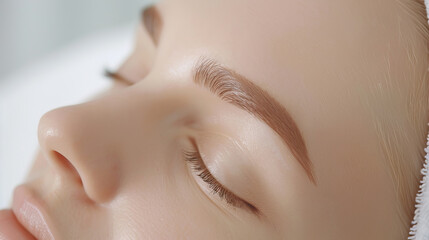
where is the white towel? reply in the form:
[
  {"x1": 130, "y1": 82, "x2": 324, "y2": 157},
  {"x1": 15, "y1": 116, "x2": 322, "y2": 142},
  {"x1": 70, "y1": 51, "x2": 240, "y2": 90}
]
[
  {"x1": 407, "y1": 2, "x2": 429, "y2": 239},
  {"x1": 408, "y1": 125, "x2": 429, "y2": 239}
]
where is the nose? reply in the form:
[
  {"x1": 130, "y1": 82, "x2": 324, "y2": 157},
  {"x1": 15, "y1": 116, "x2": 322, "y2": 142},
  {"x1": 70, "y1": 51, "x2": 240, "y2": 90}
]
[
  {"x1": 37, "y1": 82, "x2": 204, "y2": 203},
  {"x1": 37, "y1": 103, "x2": 123, "y2": 203}
]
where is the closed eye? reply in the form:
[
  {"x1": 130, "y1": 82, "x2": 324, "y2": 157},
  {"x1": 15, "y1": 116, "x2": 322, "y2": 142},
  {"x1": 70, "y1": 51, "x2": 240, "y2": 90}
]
[{"x1": 183, "y1": 138, "x2": 259, "y2": 215}]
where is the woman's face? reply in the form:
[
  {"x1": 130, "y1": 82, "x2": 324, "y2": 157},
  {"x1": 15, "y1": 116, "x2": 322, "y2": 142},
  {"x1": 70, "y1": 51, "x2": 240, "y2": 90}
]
[{"x1": 3, "y1": 0, "x2": 423, "y2": 239}]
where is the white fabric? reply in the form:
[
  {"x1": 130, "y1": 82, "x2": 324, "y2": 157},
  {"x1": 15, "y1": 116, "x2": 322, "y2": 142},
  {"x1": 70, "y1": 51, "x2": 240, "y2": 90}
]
[
  {"x1": 409, "y1": 128, "x2": 429, "y2": 239},
  {"x1": 0, "y1": 24, "x2": 134, "y2": 209},
  {"x1": 408, "y1": 2, "x2": 429, "y2": 239}
]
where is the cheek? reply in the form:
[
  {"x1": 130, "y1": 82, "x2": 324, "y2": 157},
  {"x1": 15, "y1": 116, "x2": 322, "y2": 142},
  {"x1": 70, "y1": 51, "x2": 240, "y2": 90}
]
[
  {"x1": 108, "y1": 156, "x2": 275, "y2": 239},
  {"x1": 108, "y1": 166, "x2": 229, "y2": 239}
]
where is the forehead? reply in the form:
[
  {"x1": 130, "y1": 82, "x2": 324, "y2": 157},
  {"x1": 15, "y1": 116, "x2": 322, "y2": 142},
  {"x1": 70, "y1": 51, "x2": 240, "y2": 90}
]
[
  {"x1": 154, "y1": 0, "x2": 399, "y2": 117},
  {"x1": 156, "y1": 0, "x2": 397, "y2": 87}
]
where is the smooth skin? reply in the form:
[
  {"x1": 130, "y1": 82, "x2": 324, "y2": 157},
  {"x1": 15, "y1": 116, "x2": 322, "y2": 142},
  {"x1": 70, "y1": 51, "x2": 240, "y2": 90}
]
[{"x1": 6, "y1": 0, "x2": 429, "y2": 239}]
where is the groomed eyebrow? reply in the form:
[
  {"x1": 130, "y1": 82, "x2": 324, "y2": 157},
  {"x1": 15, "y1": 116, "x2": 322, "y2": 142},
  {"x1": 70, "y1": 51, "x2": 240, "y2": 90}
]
[
  {"x1": 193, "y1": 57, "x2": 316, "y2": 184},
  {"x1": 141, "y1": 5, "x2": 162, "y2": 46}
]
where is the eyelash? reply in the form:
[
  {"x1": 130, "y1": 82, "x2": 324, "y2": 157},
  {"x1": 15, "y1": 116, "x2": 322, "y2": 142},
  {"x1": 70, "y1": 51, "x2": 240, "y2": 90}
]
[
  {"x1": 104, "y1": 70, "x2": 133, "y2": 85},
  {"x1": 183, "y1": 139, "x2": 258, "y2": 214}
]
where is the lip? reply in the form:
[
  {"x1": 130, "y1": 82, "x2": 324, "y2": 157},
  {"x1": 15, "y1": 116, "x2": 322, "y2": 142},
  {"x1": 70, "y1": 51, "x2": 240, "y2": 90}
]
[{"x1": 12, "y1": 185, "x2": 55, "y2": 240}]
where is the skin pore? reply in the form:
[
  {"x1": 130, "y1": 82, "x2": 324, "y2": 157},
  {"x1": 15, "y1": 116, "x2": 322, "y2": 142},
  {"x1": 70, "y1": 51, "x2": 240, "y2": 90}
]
[{"x1": 1, "y1": 0, "x2": 429, "y2": 239}]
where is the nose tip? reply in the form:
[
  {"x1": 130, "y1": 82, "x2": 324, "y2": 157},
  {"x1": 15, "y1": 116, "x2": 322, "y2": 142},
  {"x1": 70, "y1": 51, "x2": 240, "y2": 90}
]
[
  {"x1": 37, "y1": 106, "x2": 120, "y2": 203},
  {"x1": 37, "y1": 107, "x2": 84, "y2": 185},
  {"x1": 38, "y1": 106, "x2": 75, "y2": 152}
]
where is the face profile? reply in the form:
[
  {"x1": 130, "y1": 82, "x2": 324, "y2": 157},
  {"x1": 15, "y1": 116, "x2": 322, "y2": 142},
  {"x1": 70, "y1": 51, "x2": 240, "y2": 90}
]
[{"x1": 1, "y1": 0, "x2": 429, "y2": 239}]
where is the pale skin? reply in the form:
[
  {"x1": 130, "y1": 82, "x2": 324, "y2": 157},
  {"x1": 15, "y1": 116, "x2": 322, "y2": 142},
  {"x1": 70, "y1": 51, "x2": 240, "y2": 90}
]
[{"x1": 1, "y1": 0, "x2": 427, "y2": 239}]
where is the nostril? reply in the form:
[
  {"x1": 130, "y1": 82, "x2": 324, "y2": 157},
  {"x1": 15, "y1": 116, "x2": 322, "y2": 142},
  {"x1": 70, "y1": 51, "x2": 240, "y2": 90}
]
[{"x1": 51, "y1": 151, "x2": 83, "y2": 186}]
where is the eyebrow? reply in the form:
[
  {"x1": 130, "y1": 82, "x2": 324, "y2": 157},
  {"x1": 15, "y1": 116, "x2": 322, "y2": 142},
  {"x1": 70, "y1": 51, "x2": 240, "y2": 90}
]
[
  {"x1": 141, "y1": 5, "x2": 162, "y2": 46},
  {"x1": 193, "y1": 57, "x2": 316, "y2": 184}
]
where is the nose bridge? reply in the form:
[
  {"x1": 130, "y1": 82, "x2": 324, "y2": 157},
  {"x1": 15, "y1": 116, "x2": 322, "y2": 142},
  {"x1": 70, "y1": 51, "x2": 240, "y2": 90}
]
[{"x1": 37, "y1": 87, "x2": 170, "y2": 203}]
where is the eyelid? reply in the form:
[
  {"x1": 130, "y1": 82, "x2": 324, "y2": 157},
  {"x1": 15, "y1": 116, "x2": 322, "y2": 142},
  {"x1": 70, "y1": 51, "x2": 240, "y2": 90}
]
[{"x1": 183, "y1": 138, "x2": 259, "y2": 215}]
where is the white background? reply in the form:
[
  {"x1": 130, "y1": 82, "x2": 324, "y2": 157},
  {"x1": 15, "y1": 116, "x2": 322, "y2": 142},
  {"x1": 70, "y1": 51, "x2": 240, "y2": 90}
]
[{"x1": 0, "y1": 0, "x2": 154, "y2": 78}]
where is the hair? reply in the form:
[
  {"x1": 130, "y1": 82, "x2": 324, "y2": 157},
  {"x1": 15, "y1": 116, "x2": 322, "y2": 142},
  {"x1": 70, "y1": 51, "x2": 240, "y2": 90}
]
[{"x1": 372, "y1": 0, "x2": 429, "y2": 237}]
